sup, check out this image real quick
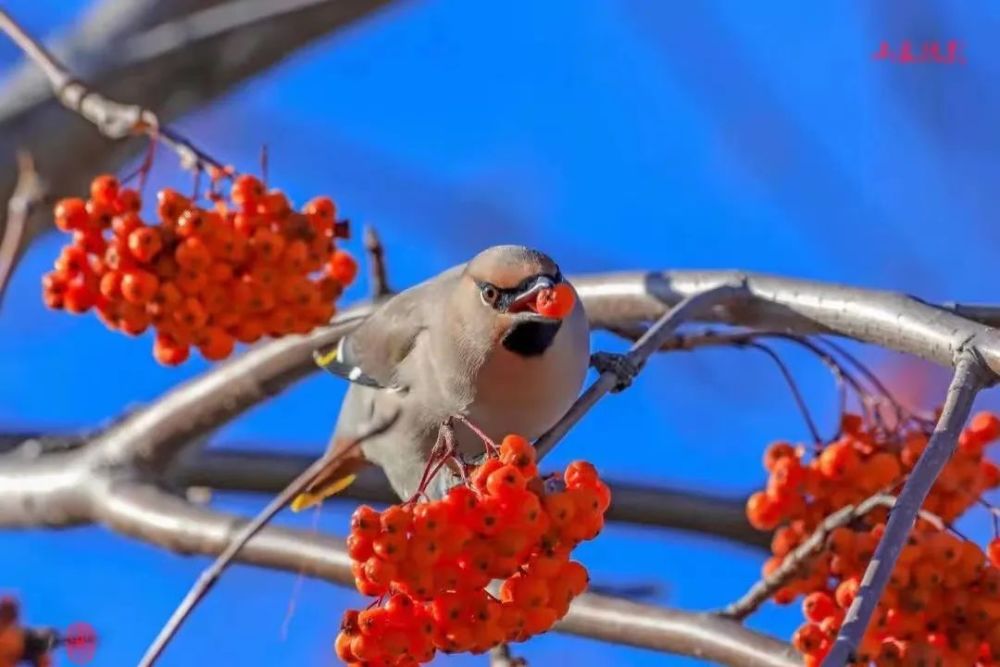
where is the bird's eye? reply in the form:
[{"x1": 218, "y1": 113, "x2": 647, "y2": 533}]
[{"x1": 480, "y1": 284, "x2": 500, "y2": 307}]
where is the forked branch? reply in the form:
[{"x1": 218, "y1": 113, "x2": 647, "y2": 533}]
[{"x1": 822, "y1": 352, "x2": 989, "y2": 665}]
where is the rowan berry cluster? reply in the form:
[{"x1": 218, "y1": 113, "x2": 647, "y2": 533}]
[
  {"x1": 336, "y1": 434, "x2": 609, "y2": 665},
  {"x1": 42, "y1": 173, "x2": 357, "y2": 365},
  {"x1": 746, "y1": 411, "x2": 1000, "y2": 666}
]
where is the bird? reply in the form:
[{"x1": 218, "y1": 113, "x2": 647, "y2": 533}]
[{"x1": 292, "y1": 244, "x2": 591, "y2": 507}]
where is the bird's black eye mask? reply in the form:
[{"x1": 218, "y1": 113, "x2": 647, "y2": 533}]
[{"x1": 475, "y1": 270, "x2": 563, "y2": 312}]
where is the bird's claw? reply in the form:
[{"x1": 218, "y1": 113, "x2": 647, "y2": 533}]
[{"x1": 590, "y1": 352, "x2": 642, "y2": 392}]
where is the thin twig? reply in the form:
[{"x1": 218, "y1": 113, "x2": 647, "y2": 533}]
[
  {"x1": 745, "y1": 342, "x2": 823, "y2": 445},
  {"x1": 534, "y1": 283, "x2": 748, "y2": 459},
  {"x1": 0, "y1": 8, "x2": 225, "y2": 173},
  {"x1": 822, "y1": 352, "x2": 989, "y2": 665},
  {"x1": 0, "y1": 151, "x2": 45, "y2": 307},
  {"x1": 363, "y1": 225, "x2": 391, "y2": 298},
  {"x1": 719, "y1": 493, "x2": 943, "y2": 621},
  {"x1": 490, "y1": 643, "x2": 526, "y2": 667},
  {"x1": 138, "y1": 413, "x2": 398, "y2": 667}
]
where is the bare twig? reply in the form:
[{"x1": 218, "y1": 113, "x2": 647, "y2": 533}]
[
  {"x1": 0, "y1": 0, "x2": 395, "y2": 289},
  {"x1": 0, "y1": 152, "x2": 45, "y2": 306},
  {"x1": 490, "y1": 643, "x2": 526, "y2": 667},
  {"x1": 719, "y1": 494, "x2": 943, "y2": 621},
  {"x1": 745, "y1": 341, "x2": 823, "y2": 445},
  {"x1": 0, "y1": 9, "x2": 225, "y2": 172},
  {"x1": 534, "y1": 283, "x2": 748, "y2": 458},
  {"x1": 363, "y1": 225, "x2": 391, "y2": 298},
  {"x1": 138, "y1": 414, "x2": 398, "y2": 667},
  {"x1": 822, "y1": 352, "x2": 989, "y2": 665}
]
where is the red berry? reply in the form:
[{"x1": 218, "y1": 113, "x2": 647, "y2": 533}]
[
  {"x1": 89, "y1": 174, "x2": 120, "y2": 205},
  {"x1": 54, "y1": 198, "x2": 89, "y2": 232},
  {"x1": 327, "y1": 250, "x2": 358, "y2": 285}
]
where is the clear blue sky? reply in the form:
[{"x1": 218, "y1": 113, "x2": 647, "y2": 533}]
[{"x1": 1, "y1": 1, "x2": 997, "y2": 665}]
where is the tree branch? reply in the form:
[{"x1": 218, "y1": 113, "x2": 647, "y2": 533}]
[
  {"x1": 92, "y1": 480, "x2": 796, "y2": 667},
  {"x1": 168, "y1": 449, "x2": 770, "y2": 548},
  {"x1": 822, "y1": 352, "x2": 989, "y2": 665},
  {"x1": 575, "y1": 271, "x2": 1000, "y2": 374},
  {"x1": 718, "y1": 494, "x2": 944, "y2": 621},
  {"x1": 90, "y1": 306, "x2": 372, "y2": 470},
  {"x1": 534, "y1": 283, "x2": 749, "y2": 459},
  {"x1": 137, "y1": 416, "x2": 397, "y2": 667},
  {"x1": 489, "y1": 643, "x2": 525, "y2": 667},
  {"x1": 0, "y1": 0, "x2": 397, "y2": 300},
  {"x1": 363, "y1": 225, "x2": 391, "y2": 298},
  {"x1": 4, "y1": 268, "x2": 999, "y2": 665},
  {"x1": 0, "y1": 151, "x2": 45, "y2": 308},
  {"x1": 556, "y1": 594, "x2": 799, "y2": 667}
]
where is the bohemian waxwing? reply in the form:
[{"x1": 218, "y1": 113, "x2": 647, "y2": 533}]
[{"x1": 292, "y1": 245, "x2": 590, "y2": 507}]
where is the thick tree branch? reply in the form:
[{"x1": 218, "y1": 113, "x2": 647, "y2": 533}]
[
  {"x1": 574, "y1": 272, "x2": 1000, "y2": 374},
  {"x1": 3, "y1": 269, "x2": 999, "y2": 666},
  {"x1": 556, "y1": 594, "x2": 798, "y2": 667},
  {"x1": 90, "y1": 306, "x2": 372, "y2": 470},
  {"x1": 823, "y1": 352, "x2": 988, "y2": 666},
  {"x1": 94, "y1": 481, "x2": 796, "y2": 667},
  {"x1": 168, "y1": 449, "x2": 769, "y2": 548}
]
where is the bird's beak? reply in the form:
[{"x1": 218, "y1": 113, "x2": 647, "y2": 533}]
[{"x1": 508, "y1": 276, "x2": 555, "y2": 314}]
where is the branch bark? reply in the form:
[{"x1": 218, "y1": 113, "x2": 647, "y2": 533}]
[
  {"x1": 111, "y1": 489, "x2": 797, "y2": 666},
  {"x1": 719, "y1": 494, "x2": 944, "y2": 621},
  {"x1": 0, "y1": 151, "x2": 45, "y2": 307},
  {"x1": 138, "y1": 416, "x2": 397, "y2": 667},
  {"x1": 534, "y1": 283, "x2": 749, "y2": 458},
  {"x1": 4, "y1": 268, "x2": 999, "y2": 665},
  {"x1": 168, "y1": 449, "x2": 769, "y2": 548},
  {"x1": 822, "y1": 352, "x2": 988, "y2": 665}
]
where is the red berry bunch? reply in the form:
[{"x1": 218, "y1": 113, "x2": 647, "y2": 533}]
[
  {"x1": 336, "y1": 434, "x2": 609, "y2": 665},
  {"x1": 746, "y1": 411, "x2": 1000, "y2": 666},
  {"x1": 42, "y1": 173, "x2": 357, "y2": 366}
]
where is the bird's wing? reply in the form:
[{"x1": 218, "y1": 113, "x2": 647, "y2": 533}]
[{"x1": 315, "y1": 264, "x2": 464, "y2": 390}]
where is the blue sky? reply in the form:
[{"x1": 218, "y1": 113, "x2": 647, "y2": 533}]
[{"x1": 1, "y1": 1, "x2": 997, "y2": 665}]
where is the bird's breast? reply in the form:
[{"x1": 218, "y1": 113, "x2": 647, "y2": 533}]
[{"x1": 463, "y1": 307, "x2": 590, "y2": 448}]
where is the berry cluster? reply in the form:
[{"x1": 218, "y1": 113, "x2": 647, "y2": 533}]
[
  {"x1": 336, "y1": 435, "x2": 609, "y2": 665},
  {"x1": 746, "y1": 411, "x2": 1000, "y2": 666},
  {"x1": 43, "y1": 173, "x2": 357, "y2": 365}
]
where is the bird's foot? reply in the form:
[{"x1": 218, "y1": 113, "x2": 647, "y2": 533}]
[{"x1": 591, "y1": 352, "x2": 642, "y2": 392}]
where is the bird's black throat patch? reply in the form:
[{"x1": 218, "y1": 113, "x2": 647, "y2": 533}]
[{"x1": 502, "y1": 319, "x2": 562, "y2": 357}]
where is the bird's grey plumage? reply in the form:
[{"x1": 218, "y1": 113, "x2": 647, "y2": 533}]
[{"x1": 326, "y1": 245, "x2": 590, "y2": 500}]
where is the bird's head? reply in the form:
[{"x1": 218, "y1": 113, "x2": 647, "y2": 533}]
[{"x1": 457, "y1": 245, "x2": 576, "y2": 357}]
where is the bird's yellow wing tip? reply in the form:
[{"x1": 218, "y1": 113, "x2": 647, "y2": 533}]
[
  {"x1": 313, "y1": 347, "x2": 339, "y2": 369},
  {"x1": 289, "y1": 474, "x2": 358, "y2": 513}
]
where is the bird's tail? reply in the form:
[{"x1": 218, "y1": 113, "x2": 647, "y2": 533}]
[{"x1": 290, "y1": 456, "x2": 367, "y2": 512}]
